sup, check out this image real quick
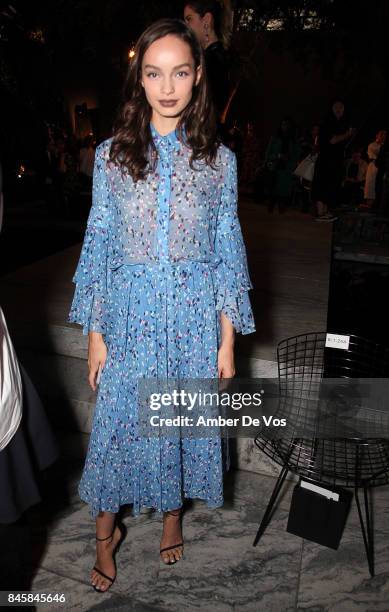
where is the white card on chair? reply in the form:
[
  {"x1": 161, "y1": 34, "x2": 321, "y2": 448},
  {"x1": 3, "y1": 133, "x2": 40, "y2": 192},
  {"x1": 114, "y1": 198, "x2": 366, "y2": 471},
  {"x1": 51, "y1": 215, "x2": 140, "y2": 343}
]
[
  {"x1": 300, "y1": 480, "x2": 340, "y2": 502},
  {"x1": 325, "y1": 333, "x2": 350, "y2": 350}
]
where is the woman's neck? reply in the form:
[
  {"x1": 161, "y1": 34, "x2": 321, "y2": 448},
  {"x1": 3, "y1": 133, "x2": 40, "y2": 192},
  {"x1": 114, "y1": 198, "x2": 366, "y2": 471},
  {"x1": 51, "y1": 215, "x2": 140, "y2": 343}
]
[
  {"x1": 151, "y1": 113, "x2": 179, "y2": 136},
  {"x1": 204, "y1": 32, "x2": 219, "y2": 49}
]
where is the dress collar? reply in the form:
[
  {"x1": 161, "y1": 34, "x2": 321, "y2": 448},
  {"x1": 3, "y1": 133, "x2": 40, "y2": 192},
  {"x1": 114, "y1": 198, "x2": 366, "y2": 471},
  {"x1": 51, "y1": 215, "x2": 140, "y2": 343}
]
[{"x1": 150, "y1": 122, "x2": 182, "y2": 151}]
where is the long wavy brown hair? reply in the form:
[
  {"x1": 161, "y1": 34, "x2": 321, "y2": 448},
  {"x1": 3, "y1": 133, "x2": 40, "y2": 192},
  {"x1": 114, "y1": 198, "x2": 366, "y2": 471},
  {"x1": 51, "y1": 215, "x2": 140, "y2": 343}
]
[{"x1": 109, "y1": 18, "x2": 219, "y2": 181}]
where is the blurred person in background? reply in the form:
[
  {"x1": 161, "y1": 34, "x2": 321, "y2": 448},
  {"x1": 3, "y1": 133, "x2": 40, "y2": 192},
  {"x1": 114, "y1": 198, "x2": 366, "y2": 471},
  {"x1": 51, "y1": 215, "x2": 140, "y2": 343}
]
[
  {"x1": 264, "y1": 116, "x2": 300, "y2": 213},
  {"x1": 311, "y1": 99, "x2": 355, "y2": 222},
  {"x1": 343, "y1": 147, "x2": 368, "y2": 207},
  {"x1": 363, "y1": 129, "x2": 387, "y2": 209},
  {"x1": 184, "y1": 0, "x2": 231, "y2": 121},
  {"x1": 299, "y1": 124, "x2": 320, "y2": 160}
]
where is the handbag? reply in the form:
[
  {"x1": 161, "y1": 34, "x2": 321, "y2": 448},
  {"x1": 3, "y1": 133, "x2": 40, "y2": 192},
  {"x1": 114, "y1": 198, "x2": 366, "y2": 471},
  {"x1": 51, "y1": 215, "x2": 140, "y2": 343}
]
[
  {"x1": 293, "y1": 153, "x2": 318, "y2": 182},
  {"x1": 0, "y1": 306, "x2": 23, "y2": 450},
  {"x1": 286, "y1": 479, "x2": 352, "y2": 549}
]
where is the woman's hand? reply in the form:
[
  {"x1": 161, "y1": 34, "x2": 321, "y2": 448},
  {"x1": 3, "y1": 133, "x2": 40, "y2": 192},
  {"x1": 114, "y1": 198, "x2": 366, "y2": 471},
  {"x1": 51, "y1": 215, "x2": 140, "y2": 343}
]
[
  {"x1": 88, "y1": 331, "x2": 107, "y2": 391},
  {"x1": 218, "y1": 312, "x2": 236, "y2": 379},
  {"x1": 218, "y1": 341, "x2": 235, "y2": 379}
]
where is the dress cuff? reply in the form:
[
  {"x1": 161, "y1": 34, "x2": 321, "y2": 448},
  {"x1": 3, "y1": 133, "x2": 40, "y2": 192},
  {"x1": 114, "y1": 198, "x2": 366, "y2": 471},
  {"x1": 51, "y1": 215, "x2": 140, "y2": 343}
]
[
  {"x1": 67, "y1": 226, "x2": 109, "y2": 335},
  {"x1": 216, "y1": 288, "x2": 256, "y2": 335},
  {"x1": 68, "y1": 285, "x2": 107, "y2": 336}
]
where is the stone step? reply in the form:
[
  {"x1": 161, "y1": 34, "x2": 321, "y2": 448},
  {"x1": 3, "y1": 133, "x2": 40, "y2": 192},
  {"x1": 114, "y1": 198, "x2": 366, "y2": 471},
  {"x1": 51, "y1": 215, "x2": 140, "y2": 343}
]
[
  {"x1": 10, "y1": 321, "x2": 89, "y2": 361},
  {"x1": 18, "y1": 348, "x2": 96, "y2": 433},
  {"x1": 10, "y1": 319, "x2": 279, "y2": 371},
  {"x1": 17, "y1": 346, "x2": 280, "y2": 478}
]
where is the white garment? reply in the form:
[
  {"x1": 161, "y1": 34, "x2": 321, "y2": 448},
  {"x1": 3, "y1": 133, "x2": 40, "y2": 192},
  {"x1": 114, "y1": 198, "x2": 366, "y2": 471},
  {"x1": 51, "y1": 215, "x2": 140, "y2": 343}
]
[
  {"x1": 0, "y1": 163, "x2": 23, "y2": 449},
  {"x1": 364, "y1": 141, "x2": 382, "y2": 199},
  {"x1": 0, "y1": 307, "x2": 23, "y2": 451}
]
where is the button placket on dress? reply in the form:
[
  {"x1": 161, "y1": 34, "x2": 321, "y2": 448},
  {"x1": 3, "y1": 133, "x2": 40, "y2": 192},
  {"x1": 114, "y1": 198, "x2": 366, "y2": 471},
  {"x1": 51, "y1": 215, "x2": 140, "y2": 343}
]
[
  {"x1": 152, "y1": 133, "x2": 176, "y2": 511},
  {"x1": 153, "y1": 133, "x2": 179, "y2": 382}
]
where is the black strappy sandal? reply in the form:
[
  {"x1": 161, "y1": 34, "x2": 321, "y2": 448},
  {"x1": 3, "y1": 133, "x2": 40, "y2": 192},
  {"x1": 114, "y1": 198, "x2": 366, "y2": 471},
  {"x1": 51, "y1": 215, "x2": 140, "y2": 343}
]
[
  {"x1": 160, "y1": 509, "x2": 184, "y2": 565},
  {"x1": 92, "y1": 522, "x2": 127, "y2": 592}
]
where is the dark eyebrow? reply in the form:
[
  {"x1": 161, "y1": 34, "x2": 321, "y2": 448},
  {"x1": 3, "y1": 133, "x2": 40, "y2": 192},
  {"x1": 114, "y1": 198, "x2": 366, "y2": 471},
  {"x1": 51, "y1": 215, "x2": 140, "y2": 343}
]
[{"x1": 143, "y1": 63, "x2": 192, "y2": 71}]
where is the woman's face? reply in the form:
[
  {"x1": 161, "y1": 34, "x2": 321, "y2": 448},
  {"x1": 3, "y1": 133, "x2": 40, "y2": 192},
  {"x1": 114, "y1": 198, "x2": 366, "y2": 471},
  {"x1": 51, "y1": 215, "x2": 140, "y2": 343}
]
[
  {"x1": 141, "y1": 34, "x2": 201, "y2": 123},
  {"x1": 184, "y1": 5, "x2": 208, "y2": 47},
  {"x1": 332, "y1": 102, "x2": 345, "y2": 120}
]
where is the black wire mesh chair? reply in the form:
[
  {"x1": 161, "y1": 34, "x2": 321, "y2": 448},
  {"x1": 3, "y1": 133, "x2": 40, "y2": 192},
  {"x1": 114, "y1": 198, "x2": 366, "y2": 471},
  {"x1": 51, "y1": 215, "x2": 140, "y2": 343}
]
[{"x1": 253, "y1": 331, "x2": 389, "y2": 576}]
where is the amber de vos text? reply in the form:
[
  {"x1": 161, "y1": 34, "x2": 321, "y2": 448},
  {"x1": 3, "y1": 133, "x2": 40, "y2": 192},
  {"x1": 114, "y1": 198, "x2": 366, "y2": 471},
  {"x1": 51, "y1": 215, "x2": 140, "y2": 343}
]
[
  {"x1": 147, "y1": 391, "x2": 287, "y2": 428},
  {"x1": 149, "y1": 414, "x2": 287, "y2": 427}
]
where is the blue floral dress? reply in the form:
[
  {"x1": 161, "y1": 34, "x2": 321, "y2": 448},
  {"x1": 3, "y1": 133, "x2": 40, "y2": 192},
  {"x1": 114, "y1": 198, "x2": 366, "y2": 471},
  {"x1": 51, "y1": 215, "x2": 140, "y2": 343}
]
[{"x1": 68, "y1": 124, "x2": 256, "y2": 518}]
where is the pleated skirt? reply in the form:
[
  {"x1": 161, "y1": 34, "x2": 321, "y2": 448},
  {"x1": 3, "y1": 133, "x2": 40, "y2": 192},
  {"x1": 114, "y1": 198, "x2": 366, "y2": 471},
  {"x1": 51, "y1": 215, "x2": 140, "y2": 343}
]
[{"x1": 78, "y1": 260, "x2": 229, "y2": 517}]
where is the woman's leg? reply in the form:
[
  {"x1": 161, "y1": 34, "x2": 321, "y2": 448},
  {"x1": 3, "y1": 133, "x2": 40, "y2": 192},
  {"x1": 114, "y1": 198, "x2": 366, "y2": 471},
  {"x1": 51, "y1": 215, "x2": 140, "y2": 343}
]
[
  {"x1": 91, "y1": 510, "x2": 122, "y2": 591},
  {"x1": 160, "y1": 507, "x2": 184, "y2": 564}
]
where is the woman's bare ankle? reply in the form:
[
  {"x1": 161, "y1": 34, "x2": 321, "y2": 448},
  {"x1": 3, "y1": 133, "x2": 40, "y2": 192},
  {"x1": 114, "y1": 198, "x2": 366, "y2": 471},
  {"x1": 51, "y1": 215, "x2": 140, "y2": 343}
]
[{"x1": 95, "y1": 510, "x2": 116, "y2": 541}]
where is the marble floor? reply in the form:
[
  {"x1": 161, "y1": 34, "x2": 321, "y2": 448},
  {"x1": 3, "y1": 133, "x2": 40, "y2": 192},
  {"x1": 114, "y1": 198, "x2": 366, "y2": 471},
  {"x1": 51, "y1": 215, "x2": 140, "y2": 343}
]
[{"x1": 11, "y1": 432, "x2": 389, "y2": 612}]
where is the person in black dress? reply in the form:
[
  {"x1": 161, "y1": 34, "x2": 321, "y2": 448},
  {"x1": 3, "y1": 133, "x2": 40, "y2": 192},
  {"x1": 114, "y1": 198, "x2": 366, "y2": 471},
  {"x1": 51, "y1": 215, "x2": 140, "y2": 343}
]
[
  {"x1": 311, "y1": 100, "x2": 355, "y2": 221},
  {"x1": 184, "y1": 0, "x2": 230, "y2": 119}
]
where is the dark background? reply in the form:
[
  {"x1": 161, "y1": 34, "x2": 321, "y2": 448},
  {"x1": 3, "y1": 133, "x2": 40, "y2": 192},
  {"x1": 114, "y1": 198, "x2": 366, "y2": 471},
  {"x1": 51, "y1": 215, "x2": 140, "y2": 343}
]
[{"x1": 2, "y1": 0, "x2": 389, "y2": 176}]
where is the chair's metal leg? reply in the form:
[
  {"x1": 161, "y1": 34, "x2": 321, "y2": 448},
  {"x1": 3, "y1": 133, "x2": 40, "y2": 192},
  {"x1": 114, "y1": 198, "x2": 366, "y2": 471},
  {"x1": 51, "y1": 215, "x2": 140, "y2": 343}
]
[
  {"x1": 253, "y1": 464, "x2": 289, "y2": 546},
  {"x1": 355, "y1": 485, "x2": 375, "y2": 577}
]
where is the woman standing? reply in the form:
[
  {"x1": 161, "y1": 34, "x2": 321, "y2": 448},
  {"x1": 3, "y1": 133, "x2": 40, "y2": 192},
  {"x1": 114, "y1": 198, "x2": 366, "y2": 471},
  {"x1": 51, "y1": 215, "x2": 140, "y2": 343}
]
[
  {"x1": 184, "y1": 0, "x2": 231, "y2": 119},
  {"x1": 68, "y1": 19, "x2": 255, "y2": 591},
  {"x1": 364, "y1": 129, "x2": 387, "y2": 208},
  {"x1": 311, "y1": 100, "x2": 355, "y2": 221}
]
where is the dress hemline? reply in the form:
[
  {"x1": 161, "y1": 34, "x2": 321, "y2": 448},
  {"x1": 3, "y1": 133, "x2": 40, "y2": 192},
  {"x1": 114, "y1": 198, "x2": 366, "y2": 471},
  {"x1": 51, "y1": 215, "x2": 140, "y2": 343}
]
[{"x1": 79, "y1": 490, "x2": 224, "y2": 519}]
